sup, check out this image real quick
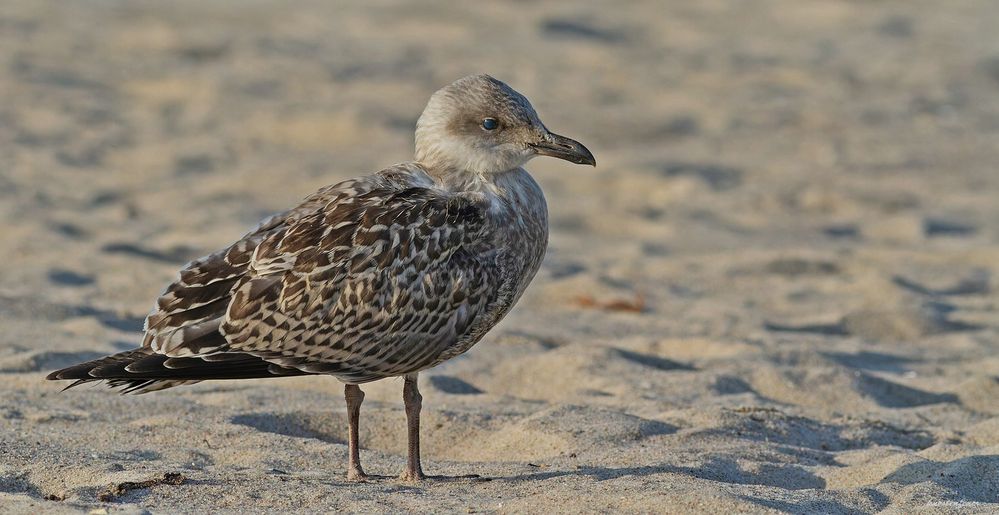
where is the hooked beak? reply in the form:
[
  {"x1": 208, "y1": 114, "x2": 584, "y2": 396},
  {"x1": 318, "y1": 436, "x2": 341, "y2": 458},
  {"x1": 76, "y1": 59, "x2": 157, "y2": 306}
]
[{"x1": 530, "y1": 132, "x2": 596, "y2": 166}]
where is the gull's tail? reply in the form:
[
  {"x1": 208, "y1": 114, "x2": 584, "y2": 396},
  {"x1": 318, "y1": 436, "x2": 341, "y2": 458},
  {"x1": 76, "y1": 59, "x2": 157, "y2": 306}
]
[{"x1": 46, "y1": 347, "x2": 309, "y2": 394}]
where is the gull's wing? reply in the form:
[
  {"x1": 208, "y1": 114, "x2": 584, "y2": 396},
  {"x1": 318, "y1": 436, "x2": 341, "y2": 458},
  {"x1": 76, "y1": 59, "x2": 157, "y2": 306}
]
[
  {"x1": 144, "y1": 169, "x2": 499, "y2": 384},
  {"x1": 139, "y1": 173, "x2": 388, "y2": 357},
  {"x1": 48, "y1": 173, "x2": 388, "y2": 392}
]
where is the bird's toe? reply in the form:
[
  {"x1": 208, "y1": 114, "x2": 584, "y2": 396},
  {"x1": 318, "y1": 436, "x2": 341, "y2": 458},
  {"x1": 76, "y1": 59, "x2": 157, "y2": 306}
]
[
  {"x1": 397, "y1": 469, "x2": 427, "y2": 482},
  {"x1": 346, "y1": 468, "x2": 369, "y2": 482}
]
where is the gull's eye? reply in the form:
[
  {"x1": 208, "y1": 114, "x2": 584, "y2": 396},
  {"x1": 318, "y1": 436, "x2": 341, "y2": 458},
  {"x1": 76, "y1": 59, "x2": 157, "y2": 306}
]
[{"x1": 481, "y1": 117, "x2": 499, "y2": 131}]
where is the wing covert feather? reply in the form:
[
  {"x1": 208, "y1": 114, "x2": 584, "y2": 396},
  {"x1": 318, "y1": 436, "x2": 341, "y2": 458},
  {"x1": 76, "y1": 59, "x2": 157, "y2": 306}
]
[
  {"x1": 141, "y1": 164, "x2": 499, "y2": 382},
  {"x1": 220, "y1": 186, "x2": 499, "y2": 381}
]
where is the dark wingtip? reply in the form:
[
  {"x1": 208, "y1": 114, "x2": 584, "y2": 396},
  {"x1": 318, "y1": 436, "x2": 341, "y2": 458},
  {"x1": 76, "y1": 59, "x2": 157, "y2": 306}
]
[
  {"x1": 46, "y1": 363, "x2": 100, "y2": 381},
  {"x1": 45, "y1": 348, "x2": 152, "y2": 384},
  {"x1": 62, "y1": 379, "x2": 93, "y2": 391},
  {"x1": 46, "y1": 347, "x2": 313, "y2": 394},
  {"x1": 46, "y1": 367, "x2": 92, "y2": 381}
]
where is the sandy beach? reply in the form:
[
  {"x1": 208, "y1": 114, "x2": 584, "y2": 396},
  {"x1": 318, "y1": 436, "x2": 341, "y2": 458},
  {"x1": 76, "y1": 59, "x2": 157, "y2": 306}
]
[{"x1": 2, "y1": 0, "x2": 999, "y2": 512}]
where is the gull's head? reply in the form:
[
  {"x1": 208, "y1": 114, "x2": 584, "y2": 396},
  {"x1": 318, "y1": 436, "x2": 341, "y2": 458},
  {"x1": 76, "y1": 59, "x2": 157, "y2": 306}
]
[{"x1": 415, "y1": 74, "x2": 595, "y2": 176}]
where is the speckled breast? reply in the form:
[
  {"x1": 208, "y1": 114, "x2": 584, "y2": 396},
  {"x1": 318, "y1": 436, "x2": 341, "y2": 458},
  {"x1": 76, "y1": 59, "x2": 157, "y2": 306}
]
[{"x1": 439, "y1": 168, "x2": 549, "y2": 362}]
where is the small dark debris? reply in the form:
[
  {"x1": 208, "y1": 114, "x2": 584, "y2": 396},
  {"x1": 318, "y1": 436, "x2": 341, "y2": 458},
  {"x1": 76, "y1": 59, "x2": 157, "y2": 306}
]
[
  {"x1": 578, "y1": 388, "x2": 613, "y2": 397},
  {"x1": 178, "y1": 43, "x2": 230, "y2": 62},
  {"x1": 765, "y1": 258, "x2": 839, "y2": 276},
  {"x1": 641, "y1": 242, "x2": 670, "y2": 256},
  {"x1": 31, "y1": 70, "x2": 109, "y2": 91},
  {"x1": 548, "y1": 261, "x2": 586, "y2": 279},
  {"x1": 75, "y1": 307, "x2": 145, "y2": 332},
  {"x1": 43, "y1": 493, "x2": 65, "y2": 502},
  {"x1": 90, "y1": 190, "x2": 123, "y2": 206},
  {"x1": 659, "y1": 162, "x2": 742, "y2": 191},
  {"x1": 892, "y1": 272, "x2": 990, "y2": 296},
  {"x1": 49, "y1": 222, "x2": 88, "y2": 239},
  {"x1": 877, "y1": 16, "x2": 914, "y2": 38},
  {"x1": 500, "y1": 330, "x2": 564, "y2": 350},
  {"x1": 541, "y1": 19, "x2": 626, "y2": 44},
  {"x1": 924, "y1": 218, "x2": 976, "y2": 237},
  {"x1": 610, "y1": 348, "x2": 695, "y2": 371},
  {"x1": 174, "y1": 154, "x2": 216, "y2": 175},
  {"x1": 635, "y1": 206, "x2": 665, "y2": 220},
  {"x1": 654, "y1": 116, "x2": 700, "y2": 139},
  {"x1": 47, "y1": 269, "x2": 95, "y2": 287},
  {"x1": 97, "y1": 472, "x2": 186, "y2": 502},
  {"x1": 101, "y1": 242, "x2": 199, "y2": 264},
  {"x1": 823, "y1": 224, "x2": 859, "y2": 239},
  {"x1": 764, "y1": 320, "x2": 849, "y2": 336}
]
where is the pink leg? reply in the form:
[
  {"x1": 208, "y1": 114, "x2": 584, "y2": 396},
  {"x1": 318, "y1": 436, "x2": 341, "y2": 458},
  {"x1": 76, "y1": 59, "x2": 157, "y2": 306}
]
[
  {"x1": 398, "y1": 373, "x2": 426, "y2": 481},
  {"x1": 344, "y1": 384, "x2": 368, "y2": 481}
]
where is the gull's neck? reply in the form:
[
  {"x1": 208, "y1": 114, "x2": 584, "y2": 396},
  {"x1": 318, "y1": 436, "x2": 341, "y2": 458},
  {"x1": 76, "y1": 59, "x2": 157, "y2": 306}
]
[{"x1": 423, "y1": 163, "x2": 532, "y2": 199}]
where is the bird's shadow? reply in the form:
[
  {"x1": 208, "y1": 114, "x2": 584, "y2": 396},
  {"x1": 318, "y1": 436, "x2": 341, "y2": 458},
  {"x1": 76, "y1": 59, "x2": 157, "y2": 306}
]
[
  {"x1": 256, "y1": 471, "x2": 491, "y2": 493},
  {"x1": 351, "y1": 473, "x2": 489, "y2": 485},
  {"x1": 497, "y1": 456, "x2": 824, "y2": 490},
  {"x1": 492, "y1": 462, "x2": 851, "y2": 513},
  {"x1": 495, "y1": 454, "x2": 999, "y2": 511}
]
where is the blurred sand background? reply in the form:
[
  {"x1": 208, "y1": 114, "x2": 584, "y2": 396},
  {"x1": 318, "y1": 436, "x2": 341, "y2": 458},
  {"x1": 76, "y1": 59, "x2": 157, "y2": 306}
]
[{"x1": 2, "y1": 0, "x2": 999, "y2": 513}]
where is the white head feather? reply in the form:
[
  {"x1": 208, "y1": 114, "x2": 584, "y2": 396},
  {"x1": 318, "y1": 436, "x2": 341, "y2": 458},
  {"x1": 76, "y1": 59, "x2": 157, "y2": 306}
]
[{"x1": 415, "y1": 74, "x2": 546, "y2": 176}]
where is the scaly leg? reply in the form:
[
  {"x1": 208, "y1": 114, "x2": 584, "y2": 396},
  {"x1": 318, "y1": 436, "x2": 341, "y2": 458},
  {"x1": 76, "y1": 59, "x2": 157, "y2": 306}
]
[
  {"x1": 344, "y1": 384, "x2": 368, "y2": 481},
  {"x1": 399, "y1": 373, "x2": 426, "y2": 481}
]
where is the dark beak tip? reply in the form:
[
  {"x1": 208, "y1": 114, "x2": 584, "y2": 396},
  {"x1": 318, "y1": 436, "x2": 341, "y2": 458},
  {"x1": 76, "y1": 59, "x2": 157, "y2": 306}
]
[{"x1": 534, "y1": 132, "x2": 596, "y2": 168}]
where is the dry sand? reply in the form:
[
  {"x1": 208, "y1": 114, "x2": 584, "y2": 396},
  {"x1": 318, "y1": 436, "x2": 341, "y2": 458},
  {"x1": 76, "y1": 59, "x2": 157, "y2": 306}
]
[{"x1": 2, "y1": 0, "x2": 999, "y2": 513}]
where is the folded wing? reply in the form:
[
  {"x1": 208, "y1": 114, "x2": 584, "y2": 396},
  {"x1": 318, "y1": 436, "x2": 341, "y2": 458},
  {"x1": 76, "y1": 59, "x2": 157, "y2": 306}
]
[{"x1": 98, "y1": 166, "x2": 499, "y2": 389}]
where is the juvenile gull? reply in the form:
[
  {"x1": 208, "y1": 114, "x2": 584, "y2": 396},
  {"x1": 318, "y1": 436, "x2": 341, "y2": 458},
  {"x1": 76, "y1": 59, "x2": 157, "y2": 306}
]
[{"x1": 47, "y1": 74, "x2": 595, "y2": 481}]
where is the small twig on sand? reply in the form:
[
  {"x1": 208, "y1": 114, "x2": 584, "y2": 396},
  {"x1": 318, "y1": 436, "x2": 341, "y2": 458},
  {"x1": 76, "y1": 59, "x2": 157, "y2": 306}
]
[
  {"x1": 97, "y1": 472, "x2": 186, "y2": 502},
  {"x1": 573, "y1": 292, "x2": 646, "y2": 313}
]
